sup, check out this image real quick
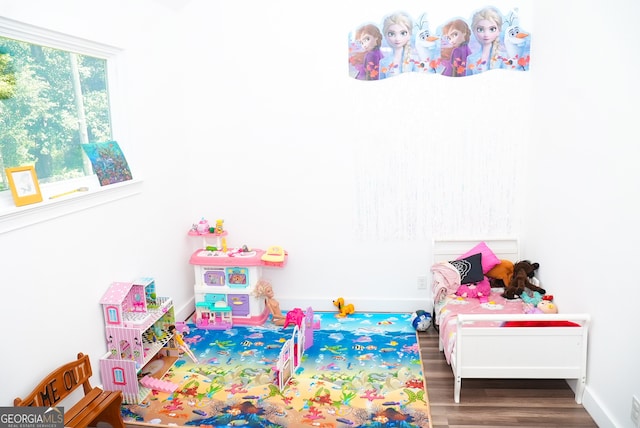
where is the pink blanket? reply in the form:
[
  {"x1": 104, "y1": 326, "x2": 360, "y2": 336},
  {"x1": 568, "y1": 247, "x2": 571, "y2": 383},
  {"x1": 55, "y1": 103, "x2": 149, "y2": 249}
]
[
  {"x1": 431, "y1": 262, "x2": 461, "y2": 304},
  {"x1": 435, "y1": 290, "x2": 526, "y2": 364}
]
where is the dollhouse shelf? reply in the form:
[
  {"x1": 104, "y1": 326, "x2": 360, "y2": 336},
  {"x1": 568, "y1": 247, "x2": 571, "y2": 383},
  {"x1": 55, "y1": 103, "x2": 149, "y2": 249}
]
[
  {"x1": 122, "y1": 297, "x2": 173, "y2": 330},
  {"x1": 139, "y1": 328, "x2": 173, "y2": 368},
  {"x1": 99, "y1": 278, "x2": 176, "y2": 404}
]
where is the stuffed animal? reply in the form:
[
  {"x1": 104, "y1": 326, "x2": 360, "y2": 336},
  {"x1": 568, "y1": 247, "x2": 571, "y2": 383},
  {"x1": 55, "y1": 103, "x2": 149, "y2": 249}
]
[
  {"x1": 520, "y1": 290, "x2": 544, "y2": 306},
  {"x1": 502, "y1": 260, "x2": 546, "y2": 299},
  {"x1": 535, "y1": 299, "x2": 558, "y2": 314},
  {"x1": 486, "y1": 259, "x2": 514, "y2": 288},
  {"x1": 333, "y1": 297, "x2": 355, "y2": 318},
  {"x1": 521, "y1": 291, "x2": 558, "y2": 314},
  {"x1": 455, "y1": 278, "x2": 492, "y2": 303}
]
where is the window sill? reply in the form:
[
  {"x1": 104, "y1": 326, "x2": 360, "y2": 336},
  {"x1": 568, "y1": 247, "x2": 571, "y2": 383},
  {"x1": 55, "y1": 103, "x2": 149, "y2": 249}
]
[{"x1": 0, "y1": 178, "x2": 143, "y2": 235}]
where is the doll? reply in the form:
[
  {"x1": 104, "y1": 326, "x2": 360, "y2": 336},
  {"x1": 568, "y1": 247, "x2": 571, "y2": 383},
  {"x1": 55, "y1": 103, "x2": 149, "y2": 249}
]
[
  {"x1": 253, "y1": 279, "x2": 286, "y2": 325},
  {"x1": 168, "y1": 325, "x2": 198, "y2": 363}
]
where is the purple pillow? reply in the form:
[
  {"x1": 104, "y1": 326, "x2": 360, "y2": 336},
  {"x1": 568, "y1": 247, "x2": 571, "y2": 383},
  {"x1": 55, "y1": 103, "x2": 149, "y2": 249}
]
[{"x1": 457, "y1": 242, "x2": 501, "y2": 274}]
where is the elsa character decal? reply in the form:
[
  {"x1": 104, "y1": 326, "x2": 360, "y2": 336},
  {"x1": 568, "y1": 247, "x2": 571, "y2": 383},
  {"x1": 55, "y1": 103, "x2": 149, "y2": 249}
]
[
  {"x1": 466, "y1": 6, "x2": 505, "y2": 75},
  {"x1": 379, "y1": 12, "x2": 419, "y2": 79}
]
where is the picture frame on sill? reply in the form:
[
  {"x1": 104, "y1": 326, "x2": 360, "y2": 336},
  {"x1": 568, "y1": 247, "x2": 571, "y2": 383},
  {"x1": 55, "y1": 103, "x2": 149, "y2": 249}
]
[{"x1": 5, "y1": 165, "x2": 43, "y2": 207}]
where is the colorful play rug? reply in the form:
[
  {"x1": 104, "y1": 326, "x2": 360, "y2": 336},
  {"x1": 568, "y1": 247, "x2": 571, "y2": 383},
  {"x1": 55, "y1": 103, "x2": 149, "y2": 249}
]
[{"x1": 122, "y1": 312, "x2": 432, "y2": 428}]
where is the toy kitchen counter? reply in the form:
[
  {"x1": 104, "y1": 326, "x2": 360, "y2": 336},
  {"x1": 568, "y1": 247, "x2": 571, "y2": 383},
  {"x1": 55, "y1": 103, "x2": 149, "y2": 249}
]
[{"x1": 189, "y1": 247, "x2": 288, "y2": 267}]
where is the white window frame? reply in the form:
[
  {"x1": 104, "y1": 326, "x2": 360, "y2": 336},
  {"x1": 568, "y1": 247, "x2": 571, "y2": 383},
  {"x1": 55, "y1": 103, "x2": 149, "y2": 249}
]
[{"x1": 0, "y1": 16, "x2": 142, "y2": 234}]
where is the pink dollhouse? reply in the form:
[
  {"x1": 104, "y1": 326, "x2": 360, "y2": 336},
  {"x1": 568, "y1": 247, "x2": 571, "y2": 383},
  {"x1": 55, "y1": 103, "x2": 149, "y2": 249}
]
[{"x1": 98, "y1": 277, "x2": 177, "y2": 404}]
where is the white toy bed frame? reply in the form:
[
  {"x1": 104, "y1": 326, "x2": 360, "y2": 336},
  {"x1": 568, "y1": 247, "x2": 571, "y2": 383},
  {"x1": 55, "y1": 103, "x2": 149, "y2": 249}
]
[{"x1": 433, "y1": 238, "x2": 590, "y2": 404}]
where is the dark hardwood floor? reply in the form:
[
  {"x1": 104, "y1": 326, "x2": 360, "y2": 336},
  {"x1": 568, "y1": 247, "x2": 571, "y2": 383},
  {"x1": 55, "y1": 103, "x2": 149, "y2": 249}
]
[{"x1": 417, "y1": 328, "x2": 598, "y2": 428}]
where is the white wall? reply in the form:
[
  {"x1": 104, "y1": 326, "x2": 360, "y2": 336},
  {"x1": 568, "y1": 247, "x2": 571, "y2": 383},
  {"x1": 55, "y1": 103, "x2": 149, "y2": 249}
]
[
  {"x1": 1, "y1": 1, "x2": 634, "y2": 427},
  {"x1": 175, "y1": 0, "x2": 531, "y2": 312},
  {"x1": 524, "y1": 2, "x2": 640, "y2": 427},
  {"x1": 0, "y1": 0, "x2": 194, "y2": 406}
]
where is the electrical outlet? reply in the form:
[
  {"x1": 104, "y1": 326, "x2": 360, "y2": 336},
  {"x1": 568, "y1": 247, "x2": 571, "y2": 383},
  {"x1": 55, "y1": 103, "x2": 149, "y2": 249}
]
[
  {"x1": 632, "y1": 395, "x2": 640, "y2": 427},
  {"x1": 417, "y1": 275, "x2": 428, "y2": 290}
]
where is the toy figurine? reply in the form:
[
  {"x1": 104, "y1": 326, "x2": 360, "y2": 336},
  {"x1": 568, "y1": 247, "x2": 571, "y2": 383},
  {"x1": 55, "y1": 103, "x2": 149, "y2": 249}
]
[
  {"x1": 333, "y1": 297, "x2": 355, "y2": 318},
  {"x1": 168, "y1": 325, "x2": 198, "y2": 363},
  {"x1": 283, "y1": 307, "x2": 305, "y2": 328},
  {"x1": 196, "y1": 218, "x2": 209, "y2": 235}
]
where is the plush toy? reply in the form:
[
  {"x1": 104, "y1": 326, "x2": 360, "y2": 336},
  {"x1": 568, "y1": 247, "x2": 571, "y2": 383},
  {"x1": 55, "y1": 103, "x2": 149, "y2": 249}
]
[
  {"x1": 521, "y1": 291, "x2": 558, "y2": 314},
  {"x1": 501, "y1": 260, "x2": 546, "y2": 299},
  {"x1": 520, "y1": 290, "x2": 543, "y2": 306},
  {"x1": 455, "y1": 278, "x2": 492, "y2": 303},
  {"x1": 410, "y1": 310, "x2": 431, "y2": 332},
  {"x1": 536, "y1": 299, "x2": 558, "y2": 314},
  {"x1": 333, "y1": 297, "x2": 355, "y2": 318},
  {"x1": 486, "y1": 259, "x2": 514, "y2": 288}
]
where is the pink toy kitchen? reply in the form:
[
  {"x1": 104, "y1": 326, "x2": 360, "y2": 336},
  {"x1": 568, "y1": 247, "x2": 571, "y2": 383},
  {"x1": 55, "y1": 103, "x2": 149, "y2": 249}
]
[{"x1": 188, "y1": 218, "x2": 288, "y2": 330}]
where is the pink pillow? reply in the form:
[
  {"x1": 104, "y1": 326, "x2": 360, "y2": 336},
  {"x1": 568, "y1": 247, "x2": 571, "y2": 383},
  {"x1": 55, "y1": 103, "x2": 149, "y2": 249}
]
[{"x1": 457, "y1": 241, "x2": 501, "y2": 274}]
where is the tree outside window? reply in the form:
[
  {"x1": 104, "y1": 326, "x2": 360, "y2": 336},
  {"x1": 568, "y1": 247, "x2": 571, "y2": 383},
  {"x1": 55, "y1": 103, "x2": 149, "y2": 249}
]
[{"x1": 0, "y1": 22, "x2": 114, "y2": 193}]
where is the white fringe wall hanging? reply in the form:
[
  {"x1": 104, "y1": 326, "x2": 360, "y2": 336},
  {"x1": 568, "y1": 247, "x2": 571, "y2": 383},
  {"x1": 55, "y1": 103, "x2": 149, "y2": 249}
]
[{"x1": 353, "y1": 74, "x2": 528, "y2": 241}]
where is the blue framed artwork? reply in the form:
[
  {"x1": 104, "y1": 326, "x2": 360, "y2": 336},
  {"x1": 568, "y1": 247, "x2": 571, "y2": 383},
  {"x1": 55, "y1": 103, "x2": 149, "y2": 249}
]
[{"x1": 82, "y1": 140, "x2": 132, "y2": 186}]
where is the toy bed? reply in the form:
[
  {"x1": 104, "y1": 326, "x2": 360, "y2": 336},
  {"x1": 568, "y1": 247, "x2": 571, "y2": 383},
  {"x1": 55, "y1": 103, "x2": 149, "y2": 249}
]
[{"x1": 431, "y1": 239, "x2": 590, "y2": 404}]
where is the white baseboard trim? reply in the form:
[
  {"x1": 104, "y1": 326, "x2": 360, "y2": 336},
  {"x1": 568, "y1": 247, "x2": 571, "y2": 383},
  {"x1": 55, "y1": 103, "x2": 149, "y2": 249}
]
[
  {"x1": 176, "y1": 296, "x2": 195, "y2": 322},
  {"x1": 582, "y1": 386, "x2": 617, "y2": 428},
  {"x1": 177, "y1": 296, "x2": 432, "y2": 320},
  {"x1": 277, "y1": 297, "x2": 433, "y2": 314}
]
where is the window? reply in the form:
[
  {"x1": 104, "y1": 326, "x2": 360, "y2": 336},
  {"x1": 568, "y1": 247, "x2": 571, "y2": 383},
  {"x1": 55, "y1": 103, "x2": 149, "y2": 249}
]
[
  {"x1": 0, "y1": 35, "x2": 111, "y2": 186},
  {"x1": 106, "y1": 306, "x2": 120, "y2": 324},
  {"x1": 112, "y1": 367, "x2": 125, "y2": 385},
  {"x1": 0, "y1": 17, "x2": 141, "y2": 233}
]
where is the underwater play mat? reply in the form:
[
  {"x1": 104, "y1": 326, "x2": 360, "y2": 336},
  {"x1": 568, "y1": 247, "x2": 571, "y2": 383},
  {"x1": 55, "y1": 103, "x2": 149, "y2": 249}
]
[{"x1": 121, "y1": 312, "x2": 431, "y2": 428}]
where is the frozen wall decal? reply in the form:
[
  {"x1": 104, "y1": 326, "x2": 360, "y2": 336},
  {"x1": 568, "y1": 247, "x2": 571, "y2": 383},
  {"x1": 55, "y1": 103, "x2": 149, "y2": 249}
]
[{"x1": 348, "y1": 6, "x2": 530, "y2": 80}]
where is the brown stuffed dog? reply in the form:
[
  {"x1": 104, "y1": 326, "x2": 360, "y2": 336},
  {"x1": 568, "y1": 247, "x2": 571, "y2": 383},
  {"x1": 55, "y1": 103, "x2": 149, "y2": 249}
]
[{"x1": 502, "y1": 260, "x2": 546, "y2": 299}]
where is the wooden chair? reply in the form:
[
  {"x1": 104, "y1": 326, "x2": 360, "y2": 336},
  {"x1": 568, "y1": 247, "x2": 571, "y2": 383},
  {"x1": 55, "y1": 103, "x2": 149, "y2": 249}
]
[{"x1": 14, "y1": 352, "x2": 124, "y2": 428}]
